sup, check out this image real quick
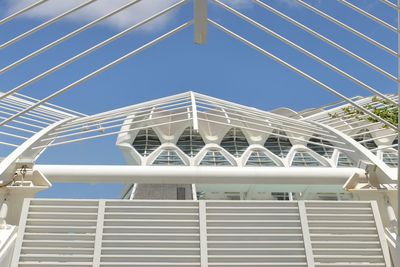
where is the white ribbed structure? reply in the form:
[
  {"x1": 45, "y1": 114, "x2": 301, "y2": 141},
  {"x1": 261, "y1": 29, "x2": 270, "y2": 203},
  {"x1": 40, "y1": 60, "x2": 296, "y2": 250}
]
[{"x1": 11, "y1": 199, "x2": 391, "y2": 267}]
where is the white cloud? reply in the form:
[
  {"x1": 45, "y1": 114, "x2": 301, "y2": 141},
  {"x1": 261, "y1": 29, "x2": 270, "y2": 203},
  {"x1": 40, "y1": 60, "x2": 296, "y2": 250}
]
[
  {"x1": 222, "y1": 0, "x2": 253, "y2": 9},
  {"x1": 4, "y1": 0, "x2": 180, "y2": 31}
]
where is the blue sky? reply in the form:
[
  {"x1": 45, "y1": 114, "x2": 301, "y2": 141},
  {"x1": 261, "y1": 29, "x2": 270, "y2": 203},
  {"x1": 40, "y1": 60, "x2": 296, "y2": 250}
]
[{"x1": 0, "y1": 0, "x2": 397, "y2": 198}]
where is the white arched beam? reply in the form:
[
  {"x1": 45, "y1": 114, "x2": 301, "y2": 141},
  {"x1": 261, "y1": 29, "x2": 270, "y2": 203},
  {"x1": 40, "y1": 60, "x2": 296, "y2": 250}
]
[{"x1": 0, "y1": 118, "x2": 73, "y2": 184}]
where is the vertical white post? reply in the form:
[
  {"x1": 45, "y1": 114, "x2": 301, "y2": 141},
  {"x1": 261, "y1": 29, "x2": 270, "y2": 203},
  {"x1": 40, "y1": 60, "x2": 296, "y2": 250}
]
[
  {"x1": 194, "y1": 0, "x2": 207, "y2": 44},
  {"x1": 371, "y1": 201, "x2": 392, "y2": 267},
  {"x1": 190, "y1": 91, "x2": 199, "y2": 132},
  {"x1": 192, "y1": 184, "x2": 198, "y2": 200},
  {"x1": 198, "y1": 200, "x2": 208, "y2": 267},
  {"x1": 298, "y1": 201, "x2": 315, "y2": 267},
  {"x1": 397, "y1": 0, "x2": 400, "y2": 237},
  {"x1": 93, "y1": 200, "x2": 105, "y2": 267},
  {"x1": 10, "y1": 199, "x2": 31, "y2": 267}
]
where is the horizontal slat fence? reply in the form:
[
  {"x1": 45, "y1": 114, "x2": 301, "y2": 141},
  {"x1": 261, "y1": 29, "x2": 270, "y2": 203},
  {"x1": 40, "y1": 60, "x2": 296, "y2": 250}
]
[{"x1": 11, "y1": 200, "x2": 391, "y2": 267}]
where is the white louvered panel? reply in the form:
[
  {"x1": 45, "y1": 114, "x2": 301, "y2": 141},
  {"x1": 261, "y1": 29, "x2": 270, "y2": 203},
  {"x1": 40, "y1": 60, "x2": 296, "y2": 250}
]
[
  {"x1": 100, "y1": 200, "x2": 201, "y2": 267},
  {"x1": 206, "y1": 201, "x2": 307, "y2": 267},
  {"x1": 306, "y1": 201, "x2": 387, "y2": 267},
  {"x1": 16, "y1": 199, "x2": 99, "y2": 267},
  {"x1": 11, "y1": 200, "x2": 392, "y2": 267}
]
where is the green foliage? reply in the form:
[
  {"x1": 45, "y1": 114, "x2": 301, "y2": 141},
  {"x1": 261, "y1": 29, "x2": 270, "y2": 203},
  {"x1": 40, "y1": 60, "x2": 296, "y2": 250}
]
[{"x1": 328, "y1": 96, "x2": 398, "y2": 128}]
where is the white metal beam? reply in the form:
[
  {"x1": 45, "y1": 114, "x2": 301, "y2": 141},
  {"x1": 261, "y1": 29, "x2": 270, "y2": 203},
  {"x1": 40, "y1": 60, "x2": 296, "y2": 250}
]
[
  {"x1": 35, "y1": 164, "x2": 366, "y2": 184},
  {"x1": 0, "y1": 118, "x2": 73, "y2": 185},
  {"x1": 0, "y1": 0, "x2": 97, "y2": 49},
  {"x1": 194, "y1": 0, "x2": 208, "y2": 44},
  {"x1": 0, "y1": 0, "x2": 49, "y2": 25},
  {"x1": 0, "y1": 21, "x2": 192, "y2": 127},
  {"x1": 209, "y1": 19, "x2": 398, "y2": 132}
]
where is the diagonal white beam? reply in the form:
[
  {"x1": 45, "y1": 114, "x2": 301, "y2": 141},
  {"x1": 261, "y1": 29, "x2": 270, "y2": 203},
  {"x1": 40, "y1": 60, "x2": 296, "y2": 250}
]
[
  {"x1": 295, "y1": 0, "x2": 397, "y2": 57},
  {"x1": 214, "y1": 0, "x2": 397, "y2": 106},
  {"x1": 254, "y1": 0, "x2": 397, "y2": 82},
  {"x1": 0, "y1": 0, "x2": 49, "y2": 25},
  {"x1": 0, "y1": 0, "x2": 145, "y2": 73},
  {"x1": 337, "y1": 0, "x2": 397, "y2": 32},
  {"x1": 209, "y1": 19, "x2": 398, "y2": 132},
  {"x1": 0, "y1": 0, "x2": 97, "y2": 49},
  {"x1": 0, "y1": 21, "x2": 193, "y2": 127},
  {"x1": 0, "y1": 0, "x2": 188, "y2": 100},
  {"x1": 379, "y1": 0, "x2": 398, "y2": 9}
]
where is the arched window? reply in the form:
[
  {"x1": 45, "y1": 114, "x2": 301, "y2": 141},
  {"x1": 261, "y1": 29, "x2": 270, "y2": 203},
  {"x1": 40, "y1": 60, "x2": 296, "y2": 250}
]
[
  {"x1": 291, "y1": 151, "x2": 323, "y2": 167},
  {"x1": 353, "y1": 130, "x2": 377, "y2": 150},
  {"x1": 152, "y1": 149, "x2": 185, "y2": 166},
  {"x1": 200, "y1": 149, "x2": 232, "y2": 166},
  {"x1": 220, "y1": 128, "x2": 249, "y2": 157},
  {"x1": 264, "y1": 130, "x2": 292, "y2": 158},
  {"x1": 382, "y1": 150, "x2": 398, "y2": 168},
  {"x1": 177, "y1": 127, "x2": 205, "y2": 157},
  {"x1": 132, "y1": 128, "x2": 161, "y2": 156},
  {"x1": 337, "y1": 153, "x2": 354, "y2": 167},
  {"x1": 245, "y1": 150, "x2": 278, "y2": 167},
  {"x1": 307, "y1": 136, "x2": 334, "y2": 158}
]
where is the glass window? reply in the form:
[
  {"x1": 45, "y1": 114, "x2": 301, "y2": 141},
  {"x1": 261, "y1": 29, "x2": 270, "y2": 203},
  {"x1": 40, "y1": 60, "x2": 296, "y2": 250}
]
[
  {"x1": 177, "y1": 187, "x2": 186, "y2": 200},
  {"x1": 177, "y1": 127, "x2": 205, "y2": 157},
  {"x1": 220, "y1": 128, "x2": 249, "y2": 157},
  {"x1": 132, "y1": 128, "x2": 161, "y2": 156},
  {"x1": 337, "y1": 152, "x2": 354, "y2": 167},
  {"x1": 382, "y1": 151, "x2": 398, "y2": 168},
  {"x1": 200, "y1": 149, "x2": 232, "y2": 166},
  {"x1": 264, "y1": 130, "x2": 292, "y2": 158},
  {"x1": 271, "y1": 192, "x2": 290, "y2": 201},
  {"x1": 291, "y1": 151, "x2": 323, "y2": 167},
  {"x1": 245, "y1": 150, "x2": 278, "y2": 167},
  {"x1": 353, "y1": 130, "x2": 377, "y2": 150},
  {"x1": 152, "y1": 149, "x2": 185, "y2": 166},
  {"x1": 307, "y1": 136, "x2": 334, "y2": 158}
]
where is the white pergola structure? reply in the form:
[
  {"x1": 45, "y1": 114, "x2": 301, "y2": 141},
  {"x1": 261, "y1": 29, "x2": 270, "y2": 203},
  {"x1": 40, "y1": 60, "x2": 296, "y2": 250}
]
[{"x1": 0, "y1": 1, "x2": 398, "y2": 266}]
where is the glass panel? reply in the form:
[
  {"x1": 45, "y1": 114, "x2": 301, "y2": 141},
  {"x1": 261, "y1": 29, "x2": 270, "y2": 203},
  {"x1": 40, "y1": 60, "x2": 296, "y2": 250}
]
[
  {"x1": 200, "y1": 149, "x2": 232, "y2": 166},
  {"x1": 307, "y1": 136, "x2": 334, "y2": 158},
  {"x1": 291, "y1": 151, "x2": 323, "y2": 167},
  {"x1": 264, "y1": 130, "x2": 292, "y2": 158},
  {"x1": 245, "y1": 150, "x2": 278, "y2": 167},
  {"x1": 152, "y1": 150, "x2": 185, "y2": 166},
  {"x1": 382, "y1": 151, "x2": 398, "y2": 168},
  {"x1": 177, "y1": 127, "x2": 205, "y2": 157},
  {"x1": 353, "y1": 130, "x2": 377, "y2": 150},
  {"x1": 271, "y1": 192, "x2": 290, "y2": 201},
  {"x1": 220, "y1": 128, "x2": 249, "y2": 157},
  {"x1": 337, "y1": 152, "x2": 354, "y2": 167},
  {"x1": 132, "y1": 128, "x2": 161, "y2": 156}
]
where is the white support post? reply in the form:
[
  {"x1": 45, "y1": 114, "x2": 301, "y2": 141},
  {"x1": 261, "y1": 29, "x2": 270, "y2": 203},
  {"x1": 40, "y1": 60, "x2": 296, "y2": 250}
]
[
  {"x1": 10, "y1": 199, "x2": 30, "y2": 267},
  {"x1": 93, "y1": 200, "x2": 105, "y2": 267},
  {"x1": 371, "y1": 201, "x2": 392, "y2": 267},
  {"x1": 198, "y1": 201, "x2": 208, "y2": 267},
  {"x1": 190, "y1": 91, "x2": 199, "y2": 132},
  {"x1": 298, "y1": 201, "x2": 315, "y2": 267},
  {"x1": 194, "y1": 0, "x2": 207, "y2": 44},
  {"x1": 397, "y1": 0, "x2": 400, "y2": 238}
]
